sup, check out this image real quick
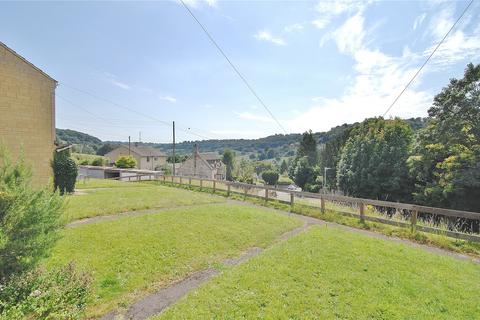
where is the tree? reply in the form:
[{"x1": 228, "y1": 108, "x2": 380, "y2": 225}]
[
  {"x1": 337, "y1": 117, "x2": 413, "y2": 201},
  {"x1": 115, "y1": 155, "x2": 137, "y2": 168},
  {"x1": 0, "y1": 148, "x2": 64, "y2": 280},
  {"x1": 280, "y1": 159, "x2": 288, "y2": 174},
  {"x1": 96, "y1": 143, "x2": 118, "y2": 156},
  {"x1": 262, "y1": 170, "x2": 279, "y2": 185},
  {"x1": 222, "y1": 149, "x2": 235, "y2": 181},
  {"x1": 297, "y1": 130, "x2": 318, "y2": 165},
  {"x1": 52, "y1": 149, "x2": 78, "y2": 195},
  {"x1": 292, "y1": 157, "x2": 316, "y2": 190},
  {"x1": 409, "y1": 63, "x2": 480, "y2": 211}
]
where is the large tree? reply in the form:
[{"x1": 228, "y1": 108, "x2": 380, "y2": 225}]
[
  {"x1": 337, "y1": 117, "x2": 413, "y2": 201},
  {"x1": 222, "y1": 149, "x2": 235, "y2": 181},
  {"x1": 297, "y1": 130, "x2": 318, "y2": 165},
  {"x1": 409, "y1": 63, "x2": 480, "y2": 211}
]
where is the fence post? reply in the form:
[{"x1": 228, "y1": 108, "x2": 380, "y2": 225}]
[
  {"x1": 264, "y1": 188, "x2": 268, "y2": 203},
  {"x1": 179, "y1": 176, "x2": 182, "y2": 186},
  {"x1": 213, "y1": 180, "x2": 216, "y2": 193},
  {"x1": 227, "y1": 183, "x2": 231, "y2": 197},
  {"x1": 243, "y1": 186, "x2": 248, "y2": 200},
  {"x1": 189, "y1": 177, "x2": 192, "y2": 188},
  {"x1": 359, "y1": 202, "x2": 365, "y2": 223},
  {"x1": 200, "y1": 179, "x2": 203, "y2": 191},
  {"x1": 163, "y1": 175, "x2": 166, "y2": 184},
  {"x1": 290, "y1": 193, "x2": 294, "y2": 211},
  {"x1": 320, "y1": 197, "x2": 325, "y2": 213},
  {"x1": 411, "y1": 209, "x2": 418, "y2": 232}
]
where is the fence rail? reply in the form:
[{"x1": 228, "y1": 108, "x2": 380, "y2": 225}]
[{"x1": 121, "y1": 174, "x2": 480, "y2": 242}]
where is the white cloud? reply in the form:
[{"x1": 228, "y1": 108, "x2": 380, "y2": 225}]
[
  {"x1": 181, "y1": 0, "x2": 217, "y2": 8},
  {"x1": 234, "y1": 111, "x2": 275, "y2": 123},
  {"x1": 254, "y1": 30, "x2": 286, "y2": 46},
  {"x1": 311, "y1": 18, "x2": 329, "y2": 30},
  {"x1": 286, "y1": 10, "x2": 434, "y2": 133},
  {"x1": 311, "y1": 0, "x2": 369, "y2": 29},
  {"x1": 284, "y1": 23, "x2": 304, "y2": 32},
  {"x1": 103, "y1": 72, "x2": 131, "y2": 90},
  {"x1": 159, "y1": 95, "x2": 177, "y2": 103},
  {"x1": 413, "y1": 13, "x2": 427, "y2": 30}
]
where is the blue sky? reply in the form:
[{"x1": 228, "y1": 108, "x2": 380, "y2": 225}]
[{"x1": 1, "y1": 0, "x2": 479, "y2": 142}]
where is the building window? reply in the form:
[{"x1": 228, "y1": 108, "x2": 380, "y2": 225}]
[
  {"x1": 154, "y1": 157, "x2": 158, "y2": 161},
  {"x1": 147, "y1": 156, "x2": 150, "y2": 162}
]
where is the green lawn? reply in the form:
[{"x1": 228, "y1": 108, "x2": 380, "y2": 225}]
[
  {"x1": 64, "y1": 182, "x2": 225, "y2": 223},
  {"x1": 75, "y1": 178, "x2": 146, "y2": 189},
  {"x1": 158, "y1": 226, "x2": 480, "y2": 320},
  {"x1": 45, "y1": 204, "x2": 302, "y2": 317}
]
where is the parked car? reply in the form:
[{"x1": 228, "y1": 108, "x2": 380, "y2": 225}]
[{"x1": 287, "y1": 184, "x2": 302, "y2": 192}]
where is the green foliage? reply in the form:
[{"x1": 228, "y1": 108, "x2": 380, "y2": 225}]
[
  {"x1": 261, "y1": 170, "x2": 279, "y2": 185},
  {"x1": 409, "y1": 63, "x2": 480, "y2": 211},
  {"x1": 279, "y1": 159, "x2": 288, "y2": 174},
  {"x1": 167, "y1": 154, "x2": 188, "y2": 163},
  {"x1": 90, "y1": 157, "x2": 105, "y2": 166},
  {"x1": 337, "y1": 117, "x2": 413, "y2": 201},
  {"x1": 222, "y1": 149, "x2": 235, "y2": 181},
  {"x1": 297, "y1": 130, "x2": 318, "y2": 165},
  {"x1": 0, "y1": 263, "x2": 91, "y2": 320},
  {"x1": 233, "y1": 159, "x2": 255, "y2": 183},
  {"x1": 52, "y1": 150, "x2": 78, "y2": 195},
  {"x1": 115, "y1": 155, "x2": 137, "y2": 169},
  {"x1": 0, "y1": 147, "x2": 64, "y2": 280},
  {"x1": 55, "y1": 129, "x2": 102, "y2": 155},
  {"x1": 291, "y1": 157, "x2": 320, "y2": 191},
  {"x1": 95, "y1": 143, "x2": 118, "y2": 156}
]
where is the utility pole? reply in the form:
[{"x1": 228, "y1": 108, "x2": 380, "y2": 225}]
[
  {"x1": 172, "y1": 121, "x2": 176, "y2": 176},
  {"x1": 139, "y1": 131, "x2": 142, "y2": 143},
  {"x1": 128, "y1": 136, "x2": 131, "y2": 155}
]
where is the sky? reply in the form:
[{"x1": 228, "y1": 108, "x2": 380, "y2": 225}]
[{"x1": 0, "y1": 0, "x2": 479, "y2": 142}]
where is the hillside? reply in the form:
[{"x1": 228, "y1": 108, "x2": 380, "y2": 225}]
[{"x1": 56, "y1": 117, "x2": 427, "y2": 157}]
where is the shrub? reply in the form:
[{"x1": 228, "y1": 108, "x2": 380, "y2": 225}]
[
  {"x1": 0, "y1": 263, "x2": 91, "y2": 320},
  {"x1": 90, "y1": 157, "x2": 105, "y2": 166},
  {"x1": 262, "y1": 170, "x2": 279, "y2": 186},
  {"x1": 115, "y1": 156, "x2": 137, "y2": 168},
  {"x1": 52, "y1": 150, "x2": 78, "y2": 195},
  {"x1": 0, "y1": 148, "x2": 64, "y2": 280},
  {"x1": 79, "y1": 159, "x2": 89, "y2": 165}
]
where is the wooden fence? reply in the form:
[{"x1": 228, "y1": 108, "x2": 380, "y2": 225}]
[{"x1": 124, "y1": 174, "x2": 480, "y2": 242}]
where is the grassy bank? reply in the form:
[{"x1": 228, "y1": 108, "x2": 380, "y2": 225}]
[
  {"x1": 158, "y1": 226, "x2": 480, "y2": 319},
  {"x1": 45, "y1": 204, "x2": 301, "y2": 317}
]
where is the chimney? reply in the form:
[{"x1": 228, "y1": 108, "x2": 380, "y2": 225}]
[{"x1": 134, "y1": 142, "x2": 139, "y2": 147}]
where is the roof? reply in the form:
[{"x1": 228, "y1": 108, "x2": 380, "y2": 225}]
[
  {"x1": 128, "y1": 145, "x2": 166, "y2": 157},
  {"x1": 0, "y1": 41, "x2": 57, "y2": 84},
  {"x1": 199, "y1": 152, "x2": 222, "y2": 161}
]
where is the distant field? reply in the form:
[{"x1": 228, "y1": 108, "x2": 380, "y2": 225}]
[
  {"x1": 158, "y1": 226, "x2": 480, "y2": 320},
  {"x1": 64, "y1": 180, "x2": 224, "y2": 222},
  {"x1": 46, "y1": 204, "x2": 301, "y2": 317}
]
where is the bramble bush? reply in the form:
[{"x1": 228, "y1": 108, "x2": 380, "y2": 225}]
[{"x1": 0, "y1": 263, "x2": 91, "y2": 320}]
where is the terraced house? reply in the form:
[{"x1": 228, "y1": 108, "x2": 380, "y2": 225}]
[{"x1": 0, "y1": 41, "x2": 57, "y2": 186}]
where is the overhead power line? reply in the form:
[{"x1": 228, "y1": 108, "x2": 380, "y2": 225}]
[
  {"x1": 60, "y1": 82, "x2": 213, "y2": 140},
  {"x1": 179, "y1": 0, "x2": 288, "y2": 134},
  {"x1": 382, "y1": 0, "x2": 474, "y2": 117}
]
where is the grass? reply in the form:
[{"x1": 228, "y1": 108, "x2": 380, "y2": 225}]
[
  {"x1": 45, "y1": 204, "x2": 302, "y2": 317},
  {"x1": 158, "y1": 226, "x2": 480, "y2": 319},
  {"x1": 153, "y1": 181, "x2": 480, "y2": 257},
  {"x1": 75, "y1": 178, "x2": 147, "y2": 189},
  {"x1": 64, "y1": 181, "x2": 225, "y2": 223}
]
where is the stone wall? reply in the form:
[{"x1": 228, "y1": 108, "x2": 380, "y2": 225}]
[{"x1": 0, "y1": 44, "x2": 56, "y2": 186}]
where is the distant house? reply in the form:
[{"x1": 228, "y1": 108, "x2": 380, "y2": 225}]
[
  {"x1": 177, "y1": 145, "x2": 226, "y2": 180},
  {"x1": 0, "y1": 41, "x2": 57, "y2": 186},
  {"x1": 105, "y1": 144, "x2": 167, "y2": 170}
]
